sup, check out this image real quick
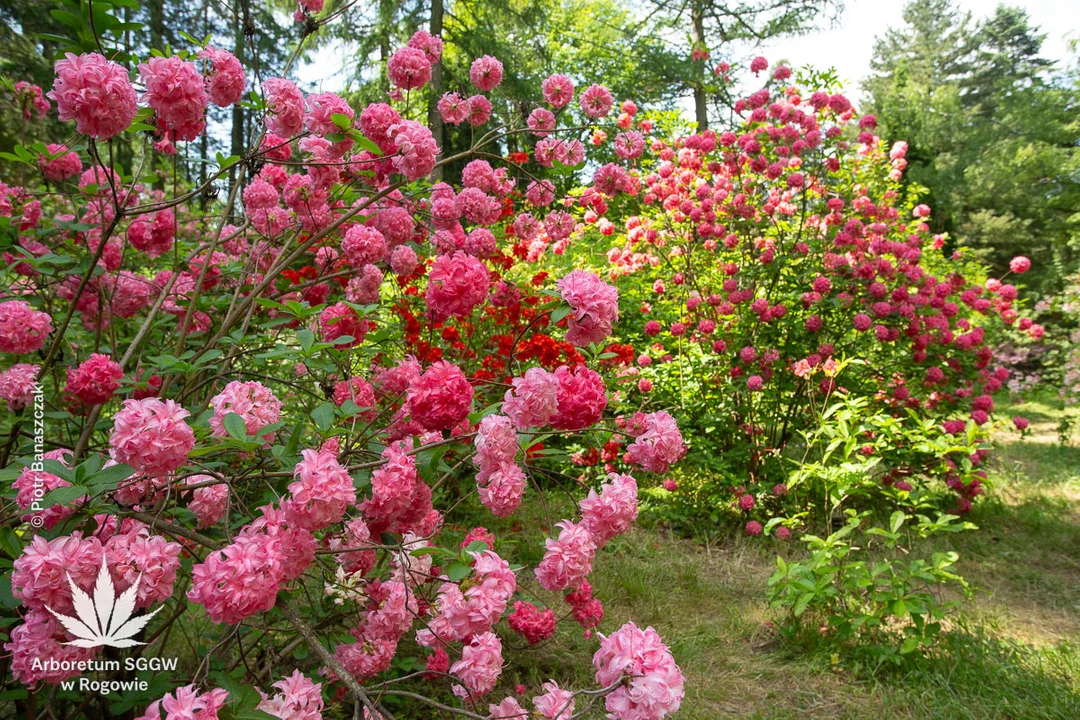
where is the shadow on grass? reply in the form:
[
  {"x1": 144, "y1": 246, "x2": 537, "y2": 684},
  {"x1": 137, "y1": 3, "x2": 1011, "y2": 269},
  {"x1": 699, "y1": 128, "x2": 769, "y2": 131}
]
[{"x1": 879, "y1": 629, "x2": 1080, "y2": 720}]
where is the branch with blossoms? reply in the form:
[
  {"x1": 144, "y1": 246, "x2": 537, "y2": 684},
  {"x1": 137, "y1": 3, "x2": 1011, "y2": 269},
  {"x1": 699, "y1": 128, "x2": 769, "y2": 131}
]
[{"x1": 0, "y1": 5, "x2": 692, "y2": 720}]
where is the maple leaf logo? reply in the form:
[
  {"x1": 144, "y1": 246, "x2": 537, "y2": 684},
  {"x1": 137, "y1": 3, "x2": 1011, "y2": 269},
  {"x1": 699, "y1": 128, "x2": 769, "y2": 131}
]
[{"x1": 46, "y1": 554, "x2": 163, "y2": 648}]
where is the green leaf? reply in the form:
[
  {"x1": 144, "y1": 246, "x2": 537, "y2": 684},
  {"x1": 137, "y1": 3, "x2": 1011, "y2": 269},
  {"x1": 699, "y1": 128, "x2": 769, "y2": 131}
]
[
  {"x1": 445, "y1": 562, "x2": 472, "y2": 582},
  {"x1": 223, "y1": 412, "x2": 249, "y2": 440},
  {"x1": 40, "y1": 485, "x2": 88, "y2": 510},
  {"x1": 890, "y1": 510, "x2": 906, "y2": 534},
  {"x1": 297, "y1": 329, "x2": 315, "y2": 352},
  {"x1": 463, "y1": 540, "x2": 489, "y2": 555},
  {"x1": 330, "y1": 113, "x2": 352, "y2": 130},
  {"x1": 0, "y1": 528, "x2": 22, "y2": 560},
  {"x1": 0, "y1": 575, "x2": 18, "y2": 610},
  {"x1": 551, "y1": 305, "x2": 572, "y2": 323},
  {"x1": 311, "y1": 403, "x2": 336, "y2": 432},
  {"x1": 353, "y1": 134, "x2": 383, "y2": 156},
  {"x1": 87, "y1": 462, "x2": 135, "y2": 491}
]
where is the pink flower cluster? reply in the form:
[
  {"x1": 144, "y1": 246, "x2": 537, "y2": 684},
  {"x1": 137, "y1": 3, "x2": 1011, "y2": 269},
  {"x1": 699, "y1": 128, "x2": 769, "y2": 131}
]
[
  {"x1": 48, "y1": 52, "x2": 137, "y2": 139},
  {"x1": 558, "y1": 270, "x2": 620, "y2": 346},
  {"x1": 200, "y1": 47, "x2": 246, "y2": 107},
  {"x1": 534, "y1": 520, "x2": 595, "y2": 592},
  {"x1": 256, "y1": 670, "x2": 324, "y2": 720},
  {"x1": 593, "y1": 622, "x2": 685, "y2": 720},
  {"x1": 579, "y1": 473, "x2": 638, "y2": 547},
  {"x1": 264, "y1": 77, "x2": 306, "y2": 137},
  {"x1": 624, "y1": 411, "x2": 687, "y2": 474},
  {"x1": 470, "y1": 56, "x2": 504, "y2": 91},
  {"x1": 185, "y1": 475, "x2": 229, "y2": 528},
  {"x1": 550, "y1": 365, "x2": 607, "y2": 430},
  {"x1": 188, "y1": 505, "x2": 314, "y2": 624},
  {"x1": 284, "y1": 448, "x2": 357, "y2": 531},
  {"x1": 426, "y1": 251, "x2": 490, "y2": 320},
  {"x1": 405, "y1": 360, "x2": 473, "y2": 431},
  {"x1": 419, "y1": 550, "x2": 516, "y2": 646},
  {"x1": 388, "y1": 47, "x2": 432, "y2": 90},
  {"x1": 38, "y1": 144, "x2": 82, "y2": 181},
  {"x1": 209, "y1": 380, "x2": 283, "y2": 442},
  {"x1": 388, "y1": 120, "x2": 438, "y2": 179},
  {"x1": 0, "y1": 362, "x2": 40, "y2": 410},
  {"x1": 503, "y1": 367, "x2": 559, "y2": 430},
  {"x1": 64, "y1": 353, "x2": 123, "y2": 406},
  {"x1": 508, "y1": 600, "x2": 556, "y2": 644},
  {"x1": 138, "y1": 684, "x2": 228, "y2": 720},
  {"x1": 0, "y1": 300, "x2": 52, "y2": 354},
  {"x1": 109, "y1": 397, "x2": 196, "y2": 476},
  {"x1": 13, "y1": 449, "x2": 77, "y2": 529},
  {"x1": 139, "y1": 55, "x2": 209, "y2": 141}
]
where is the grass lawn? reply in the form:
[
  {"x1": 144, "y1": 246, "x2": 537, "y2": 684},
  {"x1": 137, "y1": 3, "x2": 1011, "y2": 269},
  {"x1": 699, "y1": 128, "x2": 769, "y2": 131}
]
[{"x1": 495, "y1": 396, "x2": 1080, "y2": 719}]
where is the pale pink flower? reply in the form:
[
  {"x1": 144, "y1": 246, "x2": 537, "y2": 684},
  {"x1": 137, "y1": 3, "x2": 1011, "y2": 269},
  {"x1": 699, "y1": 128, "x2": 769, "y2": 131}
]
[
  {"x1": 406, "y1": 361, "x2": 474, "y2": 431},
  {"x1": 284, "y1": 447, "x2": 357, "y2": 531},
  {"x1": 49, "y1": 52, "x2": 137, "y2": 139},
  {"x1": 256, "y1": 670, "x2": 324, "y2": 720},
  {"x1": 503, "y1": 368, "x2": 559, "y2": 430},
  {"x1": 0, "y1": 300, "x2": 52, "y2": 354},
  {"x1": 387, "y1": 120, "x2": 438, "y2": 179},
  {"x1": 13, "y1": 448, "x2": 77, "y2": 529},
  {"x1": 185, "y1": 475, "x2": 228, "y2": 529},
  {"x1": 0, "y1": 363, "x2": 40, "y2": 410},
  {"x1": 450, "y1": 631, "x2": 503, "y2": 696},
  {"x1": 438, "y1": 92, "x2": 469, "y2": 125},
  {"x1": 474, "y1": 414, "x2": 518, "y2": 481},
  {"x1": 469, "y1": 56, "x2": 504, "y2": 91},
  {"x1": 558, "y1": 270, "x2": 619, "y2": 346},
  {"x1": 624, "y1": 411, "x2": 687, "y2": 474},
  {"x1": 489, "y1": 697, "x2": 528, "y2": 719},
  {"x1": 109, "y1": 398, "x2": 195, "y2": 476},
  {"x1": 580, "y1": 473, "x2": 638, "y2": 546},
  {"x1": 478, "y1": 461, "x2": 526, "y2": 517},
  {"x1": 200, "y1": 47, "x2": 246, "y2": 107},
  {"x1": 209, "y1": 380, "x2": 283, "y2": 442},
  {"x1": 264, "y1": 77, "x2": 306, "y2": 137},
  {"x1": 535, "y1": 520, "x2": 595, "y2": 592},
  {"x1": 533, "y1": 681, "x2": 574, "y2": 720},
  {"x1": 593, "y1": 622, "x2": 684, "y2": 720}
]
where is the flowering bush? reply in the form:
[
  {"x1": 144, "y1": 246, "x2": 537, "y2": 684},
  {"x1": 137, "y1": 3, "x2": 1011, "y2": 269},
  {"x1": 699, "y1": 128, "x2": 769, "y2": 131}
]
[
  {"x1": 541, "y1": 68, "x2": 1035, "y2": 529},
  {"x1": 0, "y1": 19, "x2": 688, "y2": 720}
]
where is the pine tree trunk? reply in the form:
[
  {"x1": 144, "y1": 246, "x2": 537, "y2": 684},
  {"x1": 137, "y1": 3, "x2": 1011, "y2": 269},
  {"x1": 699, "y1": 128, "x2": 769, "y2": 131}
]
[
  {"x1": 427, "y1": 0, "x2": 445, "y2": 181},
  {"x1": 691, "y1": 1, "x2": 708, "y2": 131}
]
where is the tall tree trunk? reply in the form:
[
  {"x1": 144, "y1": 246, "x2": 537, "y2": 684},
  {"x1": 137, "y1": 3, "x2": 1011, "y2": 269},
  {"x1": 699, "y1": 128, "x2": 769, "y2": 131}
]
[
  {"x1": 427, "y1": 0, "x2": 445, "y2": 181},
  {"x1": 691, "y1": 0, "x2": 708, "y2": 131},
  {"x1": 229, "y1": 6, "x2": 246, "y2": 200},
  {"x1": 150, "y1": 0, "x2": 165, "y2": 189},
  {"x1": 198, "y1": 0, "x2": 210, "y2": 208},
  {"x1": 379, "y1": 0, "x2": 393, "y2": 91}
]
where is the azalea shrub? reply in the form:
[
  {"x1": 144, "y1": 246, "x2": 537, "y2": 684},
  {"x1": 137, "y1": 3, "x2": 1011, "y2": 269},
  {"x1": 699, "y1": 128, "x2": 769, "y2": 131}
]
[
  {"x1": 0, "y1": 11, "x2": 690, "y2": 720},
  {"x1": 542, "y1": 64, "x2": 1037, "y2": 531},
  {"x1": 767, "y1": 507, "x2": 974, "y2": 667}
]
